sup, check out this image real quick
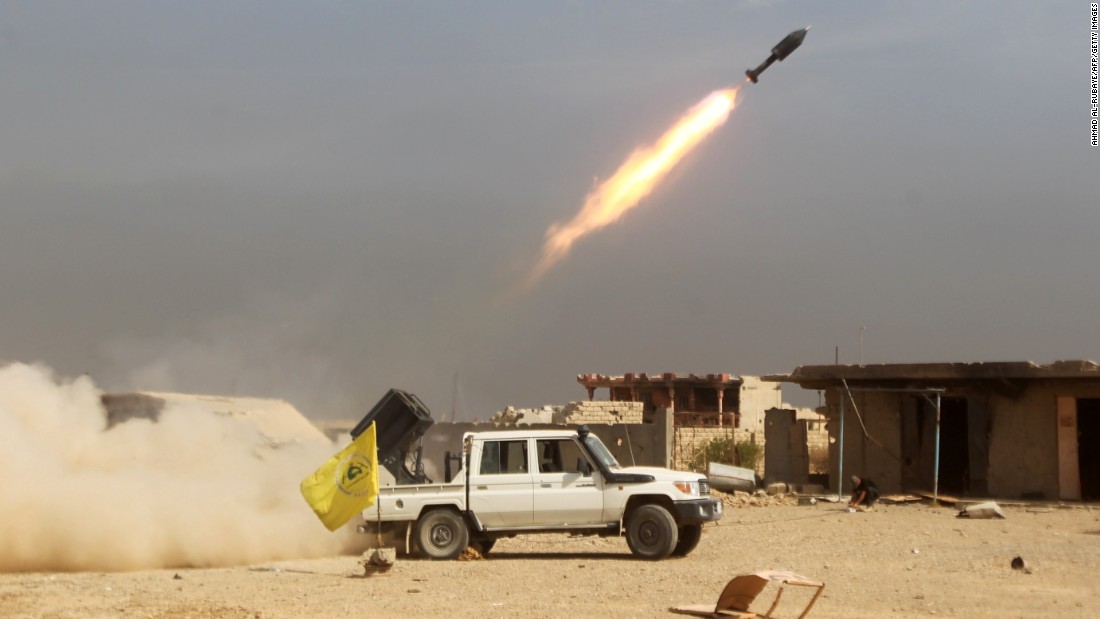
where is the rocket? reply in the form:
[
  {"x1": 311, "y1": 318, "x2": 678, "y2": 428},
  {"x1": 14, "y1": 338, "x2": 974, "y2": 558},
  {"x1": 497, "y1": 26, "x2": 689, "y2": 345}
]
[{"x1": 745, "y1": 26, "x2": 810, "y2": 84}]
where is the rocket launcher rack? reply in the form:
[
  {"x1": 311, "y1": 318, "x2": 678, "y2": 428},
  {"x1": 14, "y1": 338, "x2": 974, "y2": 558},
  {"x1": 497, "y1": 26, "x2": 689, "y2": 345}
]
[{"x1": 351, "y1": 388, "x2": 434, "y2": 485}]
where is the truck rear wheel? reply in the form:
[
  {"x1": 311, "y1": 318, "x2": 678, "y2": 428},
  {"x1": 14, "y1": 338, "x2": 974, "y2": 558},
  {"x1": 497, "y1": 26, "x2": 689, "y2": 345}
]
[
  {"x1": 626, "y1": 504, "x2": 679, "y2": 560},
  {"x1": 671, "y1": 523, "x2": 702, "y2": 557},
  {"x1": 414, "y1": 509, "x2": 469, "y2": 560}
]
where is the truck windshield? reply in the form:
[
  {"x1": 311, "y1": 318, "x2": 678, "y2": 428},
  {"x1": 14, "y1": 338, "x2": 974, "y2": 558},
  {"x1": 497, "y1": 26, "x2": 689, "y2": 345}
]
[{"x1": 583, "y1": 435, "x2": 621, "y2": 469}]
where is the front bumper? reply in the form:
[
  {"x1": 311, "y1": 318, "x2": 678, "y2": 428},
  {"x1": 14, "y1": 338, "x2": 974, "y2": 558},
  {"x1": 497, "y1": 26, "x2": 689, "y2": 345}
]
[{"x1": 674, "y1": 497, "x2": 723, "y2": 524}]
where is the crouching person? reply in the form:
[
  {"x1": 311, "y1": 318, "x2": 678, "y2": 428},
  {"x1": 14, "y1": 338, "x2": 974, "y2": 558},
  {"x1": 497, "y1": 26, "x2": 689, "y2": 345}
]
[{"x1": 849, "y1": 475, "x2": 879, "y2": 512}]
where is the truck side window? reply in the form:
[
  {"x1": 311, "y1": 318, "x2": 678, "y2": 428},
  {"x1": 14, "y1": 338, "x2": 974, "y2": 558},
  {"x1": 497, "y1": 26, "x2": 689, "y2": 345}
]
[
  {"x1": 536, "y1": 440, "x2": 563, "y2": 473},
  {"x1": 537, "y1": 439, "x2": 590, "y2": 475},
  {"x1": 480, "y1": 442, "x2": 501, "y2": 474},
  {"x1": 480, "y1": 440, "x2": 528, "y2": 475}
]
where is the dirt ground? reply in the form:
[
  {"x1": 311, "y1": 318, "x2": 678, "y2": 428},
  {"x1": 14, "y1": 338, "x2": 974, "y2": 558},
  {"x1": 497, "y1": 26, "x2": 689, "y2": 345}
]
[{"x1": 3, "y1": 498, "x2": 1099, "y2": 619}]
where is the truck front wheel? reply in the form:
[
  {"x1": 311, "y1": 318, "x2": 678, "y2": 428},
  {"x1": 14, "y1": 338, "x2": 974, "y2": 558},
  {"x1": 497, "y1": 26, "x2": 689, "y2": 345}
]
[
  {"x1": 626, "y1": 504, "x2": 679, "y2": 560},
  {"x1": 414, "y1": 509, "x2": 469, "y2": 560},
  {"x1": 671, "y1": 523, "x2": 702, "y2": 557}
]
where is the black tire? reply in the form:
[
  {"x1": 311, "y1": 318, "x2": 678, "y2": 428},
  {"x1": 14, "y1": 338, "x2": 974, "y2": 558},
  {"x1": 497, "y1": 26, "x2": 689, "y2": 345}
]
[
  {"x1": 626, "y1": 504, "x2": 679, "y2": 560},
  {"x1": 671, "y1": 523, "x2": 702, "y2": 557},
  {"x1": 414, "y1": 509, "x2": 469, "y2": 560}
]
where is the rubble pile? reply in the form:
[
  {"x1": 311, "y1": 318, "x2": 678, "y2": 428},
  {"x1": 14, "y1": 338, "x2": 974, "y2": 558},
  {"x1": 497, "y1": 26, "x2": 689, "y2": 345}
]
[
  {"x1": 490, "y1": 405, "x2": 562, "y2": 426},
  {"x1": 490, "y1": 400, "x2": 645, "y2": 426},
  {"x1": 714, "y1": 489, "x2": 798, "y2": 508}
]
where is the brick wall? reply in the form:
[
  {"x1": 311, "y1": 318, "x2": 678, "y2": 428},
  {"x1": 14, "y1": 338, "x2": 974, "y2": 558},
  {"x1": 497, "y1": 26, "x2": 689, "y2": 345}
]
[
  {"x1": 491, "y1": 401, "x2": 645, "y2": 426},
  {"x1": 560, "y1": 400, "x2": 645, "y2": 425},
  {"x1": 672, "y1": 426, "x2": 765, "y2": 474}
]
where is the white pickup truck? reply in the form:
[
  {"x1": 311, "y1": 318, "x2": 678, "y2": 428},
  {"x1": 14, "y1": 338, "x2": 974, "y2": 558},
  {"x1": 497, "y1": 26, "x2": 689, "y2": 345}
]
[{"x1": 358, "y1": 425, "x2": 722, "y2": 560}]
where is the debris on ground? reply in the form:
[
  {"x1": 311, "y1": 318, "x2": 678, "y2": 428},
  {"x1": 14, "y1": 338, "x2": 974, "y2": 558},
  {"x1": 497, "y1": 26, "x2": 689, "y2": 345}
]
[
  {"x1": 670, "y1": 569, "x2": 825, "y2": 618},
  {"x1": 881, "y1": 494, "x2": 924, "y2": 504},
  {"x1": 715, "y1": 490, "x2": 798, "y2": 509},
  {"x1": 957, "y1": 501, "x2": 1006, "y2": 519},
  {"x1": 359, "y1": 548, "x2": 396, "y2": 575},
  {"x1": 458, "y1": 546, "x2": 484, "y2": 561},
  {"x1": 766, "y1": 482, "x2": 788, "y2": 496},
  {"x1": 1011, "y1": 556, "x2": 1033, "y2": 574}
]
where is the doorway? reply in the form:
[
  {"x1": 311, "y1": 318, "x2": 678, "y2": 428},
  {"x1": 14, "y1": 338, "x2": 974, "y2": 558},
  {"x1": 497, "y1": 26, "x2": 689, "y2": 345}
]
[
  {"x1": 937, "y1": 398, "x2": 970, "y2": 495},
  {"x1": 1078, "y1": 399, "x2": 1100, "y2": 501},
  {"x1": 902, "y1": 396, "x2": 971, "y2": 494}
]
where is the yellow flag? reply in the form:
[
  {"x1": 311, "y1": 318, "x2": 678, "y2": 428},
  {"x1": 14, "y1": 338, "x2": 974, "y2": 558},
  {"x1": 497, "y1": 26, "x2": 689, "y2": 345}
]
[{"x1": 300, "y1": 422, "x2": 379, "y2": 531}]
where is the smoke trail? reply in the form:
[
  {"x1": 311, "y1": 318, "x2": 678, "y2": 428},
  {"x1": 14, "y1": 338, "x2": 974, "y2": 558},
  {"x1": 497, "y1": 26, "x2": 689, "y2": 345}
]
[
  {"x1": 522, "y1": 88, "x2": 738, "y2": 291},
  {"x1": 0, "y1": 362, "x2": 356, "y2": 572}
]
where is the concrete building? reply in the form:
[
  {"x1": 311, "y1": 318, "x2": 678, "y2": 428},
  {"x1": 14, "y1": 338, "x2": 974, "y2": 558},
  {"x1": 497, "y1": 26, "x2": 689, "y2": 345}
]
[
  {"x1": 576, "y1": 372, "x2": 782, "y2": 431},
  {"x1": 767, "y1": 360, "x2": 1100, "y2": 502}
]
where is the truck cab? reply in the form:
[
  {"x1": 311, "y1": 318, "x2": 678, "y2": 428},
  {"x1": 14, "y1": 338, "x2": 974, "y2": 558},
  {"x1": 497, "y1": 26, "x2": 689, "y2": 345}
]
[{"x1": 468, "y1": 429, "x2": 611, "y2": 528}]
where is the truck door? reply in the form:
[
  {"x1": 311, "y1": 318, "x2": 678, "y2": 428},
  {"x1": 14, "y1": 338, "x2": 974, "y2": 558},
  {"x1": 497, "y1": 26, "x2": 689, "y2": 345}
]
[
  {"x1": 468, "y1": 439, "x2": 534, "y2": 527},
  {"x1": 532, "y1": 438, "x2": 606, "y2": 526}
]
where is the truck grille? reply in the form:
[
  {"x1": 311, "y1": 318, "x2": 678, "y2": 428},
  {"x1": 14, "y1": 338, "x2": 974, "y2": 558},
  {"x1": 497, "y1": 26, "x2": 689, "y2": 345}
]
[{"x1": 699, "y1": 479, "x2": 710, "y2": 495}]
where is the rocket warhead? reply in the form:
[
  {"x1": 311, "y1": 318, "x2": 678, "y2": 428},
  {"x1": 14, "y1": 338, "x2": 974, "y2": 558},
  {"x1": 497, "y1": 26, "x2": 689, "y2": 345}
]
[
  {"x1": 771, "y1": 26, "x2": 810, "y2": 60},
  {"x1": 745, "y1": 26, "x2": 810, "y2": 84}
]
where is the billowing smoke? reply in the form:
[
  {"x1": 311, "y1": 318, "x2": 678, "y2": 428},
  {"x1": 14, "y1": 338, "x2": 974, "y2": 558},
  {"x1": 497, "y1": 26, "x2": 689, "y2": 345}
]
[{"x1": 0, "y1": 362, "x2": 358, "y2": 572}]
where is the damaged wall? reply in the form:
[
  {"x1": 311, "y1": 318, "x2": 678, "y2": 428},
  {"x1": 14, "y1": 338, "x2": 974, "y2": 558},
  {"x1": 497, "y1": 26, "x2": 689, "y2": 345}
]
[
  {"x1": 671, "y1": 426, "x2": 764, "y2": 474},
  {"x1": 821, "y1": 380, "x2": 1100, "y2": 500},
  {"x1": 559, "y1": 400, "x2": 645, "y2": 425},
  {"x1": 825, "y1": 390, "x2": 905, "y2": 496},
  {"x1": 490, "y1": 401, "x2": 645, "y2": 426},
  {"x1": 764, "y1": 409, "x2": 807, "y2": 486},
  {"x1": 986, "y1": 381, "x2": 1100, "y2": 499},
  {"x1": 737, "y1": 377, "x2": 783, "y2": 434}
]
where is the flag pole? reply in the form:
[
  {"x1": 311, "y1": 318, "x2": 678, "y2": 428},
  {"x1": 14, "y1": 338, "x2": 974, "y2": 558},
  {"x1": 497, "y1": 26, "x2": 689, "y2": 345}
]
[
  {"x1": 361, "y1": 420, "x2": 396, "y2": 575},
  {"x1": 375, "y1": 425, "x2": 383, "y2": 548},
  {"x1": 375, "y1": 499, "x2": 382, "y2": 547}
]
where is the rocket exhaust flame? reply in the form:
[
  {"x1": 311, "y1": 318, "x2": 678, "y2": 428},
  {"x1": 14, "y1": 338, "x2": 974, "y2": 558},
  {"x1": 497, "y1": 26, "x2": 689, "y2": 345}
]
[{"x1": 523, "y1": 88, "x2": 738, "y2": 291}]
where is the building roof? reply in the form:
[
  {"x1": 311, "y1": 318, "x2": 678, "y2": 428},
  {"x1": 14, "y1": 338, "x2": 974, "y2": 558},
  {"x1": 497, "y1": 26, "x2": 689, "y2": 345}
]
[
  {"x1": 764, "y1": 360, "x2": 1100, "y2": 390},
  {"x1": 577, "y1": 372, "x2": 743, "y2": 388}
]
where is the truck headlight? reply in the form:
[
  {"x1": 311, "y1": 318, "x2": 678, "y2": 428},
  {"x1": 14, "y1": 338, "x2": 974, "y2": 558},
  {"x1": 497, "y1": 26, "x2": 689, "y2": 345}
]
[{"x1": 673, "y1": 481, "x2": 700, "y2": 496}]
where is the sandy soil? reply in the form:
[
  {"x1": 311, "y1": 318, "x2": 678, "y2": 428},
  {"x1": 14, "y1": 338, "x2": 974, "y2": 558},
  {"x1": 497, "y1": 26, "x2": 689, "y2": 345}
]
[{"x1": 3, "y1": 498, "x2": 1099, "y2": 619}]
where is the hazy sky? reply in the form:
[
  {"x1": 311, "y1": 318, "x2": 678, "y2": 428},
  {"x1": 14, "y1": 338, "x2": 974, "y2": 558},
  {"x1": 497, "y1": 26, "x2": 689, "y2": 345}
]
[{"x1": 2, "y1": 1, "x2": 1095, "y2": 421}]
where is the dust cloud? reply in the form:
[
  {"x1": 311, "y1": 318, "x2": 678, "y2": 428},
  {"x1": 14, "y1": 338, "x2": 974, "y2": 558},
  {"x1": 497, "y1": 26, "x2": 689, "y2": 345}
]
[{"x1": 0, "y1": 362, "x2": 358, "y2": 572}]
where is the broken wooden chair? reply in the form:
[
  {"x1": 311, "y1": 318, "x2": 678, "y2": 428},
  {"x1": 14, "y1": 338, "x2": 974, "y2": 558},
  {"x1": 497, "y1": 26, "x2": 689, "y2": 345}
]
[{"x1": 669, "y1": 570, "x2": 825, "y2": 618}]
